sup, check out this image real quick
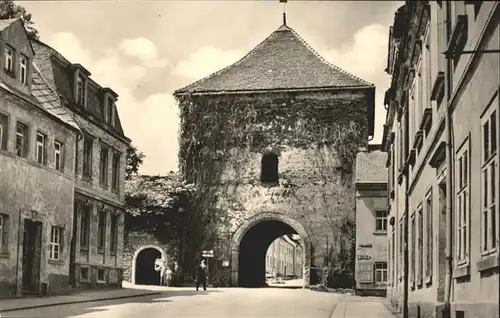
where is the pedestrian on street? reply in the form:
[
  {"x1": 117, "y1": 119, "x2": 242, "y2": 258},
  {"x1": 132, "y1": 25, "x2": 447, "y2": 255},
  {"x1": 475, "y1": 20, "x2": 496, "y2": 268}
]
[
  {"x1": 165, "y1": 266, "x2": 173, "y2": 287},
  {"x1": 195, "y1": 260, "x2": 207, "y2": 291}
]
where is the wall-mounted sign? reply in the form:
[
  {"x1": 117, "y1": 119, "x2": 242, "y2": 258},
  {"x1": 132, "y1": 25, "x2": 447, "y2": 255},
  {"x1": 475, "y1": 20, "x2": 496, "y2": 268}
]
[
  {"x1": 359, "y1": 243, "x2": 373, "y2": 248},
  {"x1": 357, "y1": 254, "x2": 372, "y2": 261},
  {"x1": 202, "y1": 250, "x2": 214, "y2": 258},
  {"x1": 222, "y1": 260, "x2": 230, "y2": 267}
]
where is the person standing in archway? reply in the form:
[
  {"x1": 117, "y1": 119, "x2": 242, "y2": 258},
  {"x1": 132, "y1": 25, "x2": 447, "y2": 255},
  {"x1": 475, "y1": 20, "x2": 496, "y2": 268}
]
[
  {"x1": 195, "y1": 260, "x2": 207, "y2": 291},
  {"x1": 154, "y1": 258, "x2": 166, "y2": 286},
  {"x1": 165, "y1": 265, "x2": 173, "y2": 287}
]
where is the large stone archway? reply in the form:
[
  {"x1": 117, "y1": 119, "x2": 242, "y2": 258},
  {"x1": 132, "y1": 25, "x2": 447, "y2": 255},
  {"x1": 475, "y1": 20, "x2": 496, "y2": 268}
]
[
  {"x1": 131, "y1": 245, "x2": 167, "y2": 285},
  {"x1": 231, "y1": 212, "x2": 312, "y2": 288}
]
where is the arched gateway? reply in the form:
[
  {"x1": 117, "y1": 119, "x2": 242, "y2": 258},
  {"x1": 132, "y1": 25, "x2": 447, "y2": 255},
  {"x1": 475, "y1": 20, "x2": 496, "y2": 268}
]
[
  {"x1": 131, "y1": 245, "x2": 167, "y2": 285},
  {"x1": 231, "y1": 213, "x2": 312, "y2": 288},
  {"x1": 174, "y1": 18, "x2": 375, "y2": 289}
]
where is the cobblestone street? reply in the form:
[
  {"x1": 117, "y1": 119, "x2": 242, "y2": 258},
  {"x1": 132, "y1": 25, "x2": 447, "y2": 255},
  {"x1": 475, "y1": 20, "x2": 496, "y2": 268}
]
[
  {"x1": 0, "y1": 286, "x2": 395, "y2": 318},
  {"x1": 2, "y1": 287, "x2": 342, "y2": 317}
]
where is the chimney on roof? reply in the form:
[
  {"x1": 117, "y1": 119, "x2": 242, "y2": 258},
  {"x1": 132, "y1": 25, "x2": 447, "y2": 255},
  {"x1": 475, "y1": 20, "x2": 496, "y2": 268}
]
[{"x1": 283, "y1": 12, "x2": 286, "y2": 26}]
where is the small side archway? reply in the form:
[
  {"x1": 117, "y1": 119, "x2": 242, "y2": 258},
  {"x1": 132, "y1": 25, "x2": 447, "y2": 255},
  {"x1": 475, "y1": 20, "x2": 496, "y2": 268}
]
[
  {"x1": 231, "y1": 212, "x2": 312, "y2": 288},
  {"x1": 131, "y1": 245, "x2": 168, "y2": 285}
]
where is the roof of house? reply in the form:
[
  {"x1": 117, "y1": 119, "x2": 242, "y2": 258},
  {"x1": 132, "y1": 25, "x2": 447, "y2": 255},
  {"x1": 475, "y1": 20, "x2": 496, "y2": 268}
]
[
  {"x1": 0, "y1": 70, "x2": 80, "y2": 131},
  {"x1": 175, "y1": 23, "x2": 373, "y2": 95},
  {"x1": 0, "y1": 18, "x2": 18, "y2": 31},
  {"x1": 31, "y1": 63, "x2": 80, "y2": 131},
  {"x1": 29, "y1": 39, "x2": 127, "y2": 139},
  {"x1": 355, "y1": 148, "x2": 388, "y2": 184}
]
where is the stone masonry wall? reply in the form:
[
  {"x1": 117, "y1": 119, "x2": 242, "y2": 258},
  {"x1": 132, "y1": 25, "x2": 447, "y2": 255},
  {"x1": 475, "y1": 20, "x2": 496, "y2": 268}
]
[
  {"x1": 189, "y1": 89, "x2": 373, "y2": 285},
  {"x1": 122, "y1": 230, "x2": 179, "y2": 283}
]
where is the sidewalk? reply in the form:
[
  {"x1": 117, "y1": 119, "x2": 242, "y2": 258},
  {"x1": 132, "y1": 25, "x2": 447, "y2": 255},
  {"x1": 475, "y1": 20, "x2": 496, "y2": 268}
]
[
  {"x1": 330, "y1": 295, "x2": 398, "y2": 318},
  {"x1": 0, "y1": 286, "x2": 161, "y2": 313}
]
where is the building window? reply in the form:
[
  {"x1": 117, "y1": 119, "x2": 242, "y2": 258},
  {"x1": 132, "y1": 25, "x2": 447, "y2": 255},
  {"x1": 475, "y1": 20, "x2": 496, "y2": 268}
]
[
  {"x1": 111, "y1": 151, "x2": 121, "y2": 191},
  {"x1": 36, "y1": 132, "x2": 47, "y2": 165},
  {"x1": 398, "y1": 124, "x2": 404, "y2": 170},
  {"x1": 392, "y1": 145, "x2": 396, "y2": 185},
  {"x1": 99, "y1": 144, "x2": 109, "y2": 186},
  {"x1": 107, "y1": 98, "x2": 114, "y2": 125},
  {"x1": 97, "y1": 210, "x2": 106, "y2": 251},
  {"x1": 97, "y1": 268, "x2": 106, "y2": 283},
  {"x1": 374, "y1": 262, "x2": 388, "y2": 283},
  {"x1": 418, "y1": 205, "x2": 423, "y2": 285},
  {"x1": 375, "y1": 210, "x2": 388, "y2": 232},
  {"x1": 79, "y1": 203, "x2": 90, "y2": 249},
  {"x1": 260, "y1": 152, "x2": 279, "y2": 183},
  {"x1": 76, "y1": 75, "x2": 85, "y2": 105},
  {"x1": 456, "y1": 138, "x2": 470, "y2": 265},
  {"x1": 110, "y1": 214, "x2": 119, "y2": 254},
  {"x1": 49, "y1": 226, "x2": 62, "y2": 260},
  {"x1": 391, "y1": 230, "x2": 396, "y2": 283},
  {"x1": 411, "y1": 212, "x2": 416, "y2": 286},
  {"x1": 20, "y1": 54, "x2": 28, "y2": 85},
  {"x1": 481, "y1": 107, "x2": 498, "y2": 255},
  {"x1": 83, "y1": 137, "x2": 93, "y2": 179},
  {"x1": 399, "y1": 219, "x2": 403, "y2": 275},
  {"x1": 0, "y1": 214, "x2": 8, "y2": 253},
  {"x1": 81, "y1": 266, "x2": 90, "y2": 281},
  {"x1": 15, "y1": 122, "x2": 28, "y2": 157},
  {"x1": 0, "y1": 113, "x2": 8, "y2": 150},
  {"x1": 425, "y1": 189, "x2": 433, "y2": 280},
  {"x1": 387, "y1": 237, "x2": 392, "y2": 283},
  {"x1": 410, "y1": 212, "x2": 417, "y2": 285},
  {"x1": 4, "y1": 45, "x2": 13, "y2": 74},
  {"x1": 54, "y1": 141, "x2": 63, "y2": 171},
  {"x1": 357, "y1": 263, "x2": 373, "y2": 283}
]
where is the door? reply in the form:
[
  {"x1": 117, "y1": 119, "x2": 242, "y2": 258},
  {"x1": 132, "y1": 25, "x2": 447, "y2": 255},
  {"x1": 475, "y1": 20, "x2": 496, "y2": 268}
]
[{"x1": 22, "y1": 219, "x2": 42, "y2": 293}]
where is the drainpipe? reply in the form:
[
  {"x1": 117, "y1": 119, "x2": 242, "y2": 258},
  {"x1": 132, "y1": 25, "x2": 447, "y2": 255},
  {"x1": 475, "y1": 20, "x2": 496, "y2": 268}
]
[
  {"x1": 16, "y1": 208, "x2": 23, "y2": 296},
  {"x1": 443, "y1": 1, "x2": 454, "y2": 317}
]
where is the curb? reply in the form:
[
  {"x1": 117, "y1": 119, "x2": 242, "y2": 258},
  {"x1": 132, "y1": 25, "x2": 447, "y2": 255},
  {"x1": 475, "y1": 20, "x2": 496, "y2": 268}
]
[
  {"x1": 381, "y1": 300, "x2": 400, "y2": 318},
  {"x1": 0, "y1": 291, "x2": 162, "y2": 313},
  {"x1": 328, "y1": 294, "x2": 349, "y2": 318}
]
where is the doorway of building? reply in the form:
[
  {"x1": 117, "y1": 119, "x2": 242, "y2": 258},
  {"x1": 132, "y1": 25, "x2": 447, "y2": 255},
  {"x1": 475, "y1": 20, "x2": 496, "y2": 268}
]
[
  {"x1": 22, "y1": 219, "x2": 42, "y2": 294},
  {"x1": 135, "y1": 248, "x2": 162, "y2": 285}
]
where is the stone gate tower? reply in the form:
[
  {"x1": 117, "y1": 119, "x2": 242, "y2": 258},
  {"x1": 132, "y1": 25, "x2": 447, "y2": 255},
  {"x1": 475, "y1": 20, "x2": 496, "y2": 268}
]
[{"x1": 174, "y1": 21, "x2": 375, "y2": 287}]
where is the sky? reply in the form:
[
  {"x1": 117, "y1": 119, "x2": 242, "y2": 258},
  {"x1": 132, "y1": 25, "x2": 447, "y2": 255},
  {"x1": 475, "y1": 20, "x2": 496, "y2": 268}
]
[{"x1": 23, "y1": 0, "x2": 402, "y2": 175}]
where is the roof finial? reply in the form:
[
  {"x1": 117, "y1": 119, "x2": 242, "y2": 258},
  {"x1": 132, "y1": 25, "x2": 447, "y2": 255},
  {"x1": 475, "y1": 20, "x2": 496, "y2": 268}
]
[{"x1": 279, "y1": 0, "x2": 287, "y2": 25}]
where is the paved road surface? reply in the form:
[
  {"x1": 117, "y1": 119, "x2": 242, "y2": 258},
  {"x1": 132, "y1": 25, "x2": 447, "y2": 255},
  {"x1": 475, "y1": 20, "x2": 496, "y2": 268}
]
[{"x1": 3, "y1": 287, "x2": 344, "y2": 318}]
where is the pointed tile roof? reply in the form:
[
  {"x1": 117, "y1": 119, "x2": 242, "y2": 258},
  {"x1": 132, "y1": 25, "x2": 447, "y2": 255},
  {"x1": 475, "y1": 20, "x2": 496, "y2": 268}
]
[{"x1": 175, "y1": 24, "x2": 373, "y2": 95}]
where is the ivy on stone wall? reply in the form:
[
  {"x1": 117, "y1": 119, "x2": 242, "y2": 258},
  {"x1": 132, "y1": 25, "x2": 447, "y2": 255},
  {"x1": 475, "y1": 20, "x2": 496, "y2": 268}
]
[
  {"x1": 176, "y1": 91, "x2": 367, "y2": 277},
  {"x1": 124, "y1": 173, "x2": 196, "y2": 260}
]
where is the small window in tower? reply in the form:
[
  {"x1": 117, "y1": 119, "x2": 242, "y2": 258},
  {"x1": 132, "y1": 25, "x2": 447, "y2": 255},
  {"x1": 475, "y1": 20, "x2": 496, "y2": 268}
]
[{"x1": 260, "y1": 152, "x2": 279, "y2": 183}]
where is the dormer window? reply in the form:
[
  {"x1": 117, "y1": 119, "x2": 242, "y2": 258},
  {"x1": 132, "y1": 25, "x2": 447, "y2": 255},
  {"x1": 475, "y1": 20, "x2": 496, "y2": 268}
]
[
  {"x1": 4, "y1": 45, "x2": 14, "y2": 74},
  {"x1": 260, "y1": 152, "x2": 279, "y2": 183},
  {"x1": 73, "y1": 64, "x2": 91, "y2": 107},
  {"x1": 77, "y1": 75, "x2": 85, "y2": 105},
  {"x1": 102, "y1": 88, "x2": 118, "y2": 127},
  {"x1": 20, "y1": 54, "x2": 28, "y2": 85},
  {"x1": 107, "y1": 97, "x2": 114, "y2": 125}
]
